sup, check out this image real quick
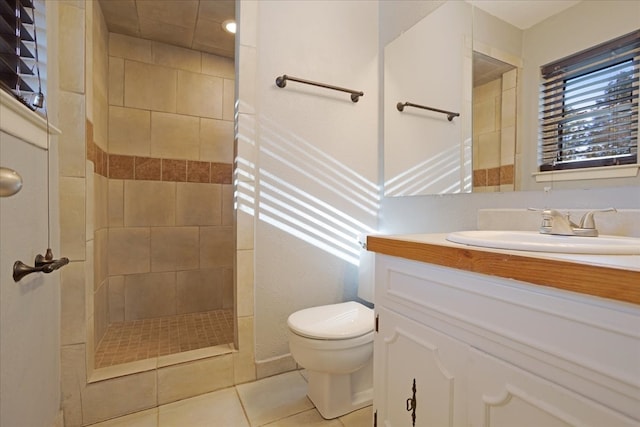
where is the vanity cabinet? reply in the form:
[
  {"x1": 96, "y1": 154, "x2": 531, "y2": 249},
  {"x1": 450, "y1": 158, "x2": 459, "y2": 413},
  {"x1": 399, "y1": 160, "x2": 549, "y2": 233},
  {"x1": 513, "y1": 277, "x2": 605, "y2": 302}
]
[{"x1": 373, "y1": 254, "x2": 640, "y2": 427}]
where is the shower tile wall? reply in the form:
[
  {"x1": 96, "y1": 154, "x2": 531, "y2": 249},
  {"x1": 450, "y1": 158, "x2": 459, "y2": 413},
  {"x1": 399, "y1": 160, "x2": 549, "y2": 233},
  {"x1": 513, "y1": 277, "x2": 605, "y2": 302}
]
[
  {"x1": 103, "y1": 33, "x2": 235, "y2": 335},
  {"x1": 472, "y1": 68, "x2": 516, "y2": 192}
]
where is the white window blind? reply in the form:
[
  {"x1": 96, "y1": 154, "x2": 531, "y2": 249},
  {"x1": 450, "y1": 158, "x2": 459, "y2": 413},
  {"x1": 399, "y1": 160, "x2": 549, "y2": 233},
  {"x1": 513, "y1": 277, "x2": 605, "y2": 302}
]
[
  {"x1": 0, "y1": 0, "x2": 46, "y2": 111},
  {"x1": 539, "y1": 30, "x2": 639, "y2": 171}
]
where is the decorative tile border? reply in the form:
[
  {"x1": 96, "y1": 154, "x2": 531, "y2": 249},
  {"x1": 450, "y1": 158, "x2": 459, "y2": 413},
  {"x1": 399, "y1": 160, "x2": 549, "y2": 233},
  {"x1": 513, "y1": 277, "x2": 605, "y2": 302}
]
[
  {"x1": 473, "y1": 164, "x2": 514, "y2": 187},
  {"x1": 86, "y1": 120, "x2": 232, "y2": 184}
]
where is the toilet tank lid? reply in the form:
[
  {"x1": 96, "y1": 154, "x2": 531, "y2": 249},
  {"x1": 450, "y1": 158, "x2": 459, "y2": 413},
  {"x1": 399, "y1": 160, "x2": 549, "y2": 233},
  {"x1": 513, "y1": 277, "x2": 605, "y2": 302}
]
[{"x1": 287, "y1": 301, "x2": 374, "y2": 340}]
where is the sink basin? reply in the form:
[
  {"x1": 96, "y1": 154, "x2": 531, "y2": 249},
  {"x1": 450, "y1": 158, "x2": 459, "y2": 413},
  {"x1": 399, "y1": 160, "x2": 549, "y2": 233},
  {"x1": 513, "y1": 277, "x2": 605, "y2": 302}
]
[{"x1": 446, "y1": 230, "x2": 640, "y2": 255}]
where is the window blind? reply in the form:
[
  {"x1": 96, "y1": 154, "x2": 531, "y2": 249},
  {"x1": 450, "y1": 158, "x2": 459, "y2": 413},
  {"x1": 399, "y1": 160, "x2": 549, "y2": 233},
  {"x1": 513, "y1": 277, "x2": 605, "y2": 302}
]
[
  {"x1": 0, "y1": 0, "x2": 44, "y2": 110},
  {"x1": 539, "y1": 30, "x2": 639, "y2": 171}
]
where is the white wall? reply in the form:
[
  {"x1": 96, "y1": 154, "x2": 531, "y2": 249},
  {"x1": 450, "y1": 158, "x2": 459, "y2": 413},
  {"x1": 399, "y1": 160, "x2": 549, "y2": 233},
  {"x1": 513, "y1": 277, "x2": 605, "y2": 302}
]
[
  {"x1": 519, "y1": 0, "x2": 640, "y2": 191},
  {"x1": 242, "y1": 1, "x2": 379, "y2": 361}
]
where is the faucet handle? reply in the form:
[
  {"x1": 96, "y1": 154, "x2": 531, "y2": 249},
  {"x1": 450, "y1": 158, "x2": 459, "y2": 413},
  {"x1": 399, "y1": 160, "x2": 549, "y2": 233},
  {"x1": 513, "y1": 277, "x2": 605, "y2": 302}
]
[{"x1": 579, "y1": 208, "x2": 617, "y2": 229}]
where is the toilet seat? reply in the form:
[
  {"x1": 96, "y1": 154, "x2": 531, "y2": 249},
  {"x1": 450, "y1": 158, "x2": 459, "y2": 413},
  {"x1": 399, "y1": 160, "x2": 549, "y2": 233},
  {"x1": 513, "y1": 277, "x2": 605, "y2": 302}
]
[{"x1": 287, "y1": 301, "x2": 373, "y2": 340}]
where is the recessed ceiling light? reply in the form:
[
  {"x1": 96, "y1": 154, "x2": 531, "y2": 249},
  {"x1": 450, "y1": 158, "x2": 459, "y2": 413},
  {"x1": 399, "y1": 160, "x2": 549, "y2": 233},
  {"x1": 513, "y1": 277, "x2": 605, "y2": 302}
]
[{"x1": 222, "y1": 19, "x2": 236, "y2": 34}]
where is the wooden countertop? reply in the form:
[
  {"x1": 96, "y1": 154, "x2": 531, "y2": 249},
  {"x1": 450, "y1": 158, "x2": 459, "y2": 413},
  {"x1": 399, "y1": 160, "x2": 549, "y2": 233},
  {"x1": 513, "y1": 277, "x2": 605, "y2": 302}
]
[{"x1": 367, "y1": 234, "x2": 640, "y2": 306}]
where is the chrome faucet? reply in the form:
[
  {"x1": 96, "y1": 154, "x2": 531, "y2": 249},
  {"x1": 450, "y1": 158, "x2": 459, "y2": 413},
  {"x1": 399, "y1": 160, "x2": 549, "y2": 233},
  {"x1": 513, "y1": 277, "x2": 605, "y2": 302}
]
[{"x1": 532, "y1": 208, "x2": 616, "y2": 237}]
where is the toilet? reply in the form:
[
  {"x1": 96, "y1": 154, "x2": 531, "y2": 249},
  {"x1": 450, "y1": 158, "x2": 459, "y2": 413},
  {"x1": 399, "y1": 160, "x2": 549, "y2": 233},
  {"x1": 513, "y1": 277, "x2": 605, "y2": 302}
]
[{"x1": 287, "y1": 252, "x2": 375, "y2": 419}]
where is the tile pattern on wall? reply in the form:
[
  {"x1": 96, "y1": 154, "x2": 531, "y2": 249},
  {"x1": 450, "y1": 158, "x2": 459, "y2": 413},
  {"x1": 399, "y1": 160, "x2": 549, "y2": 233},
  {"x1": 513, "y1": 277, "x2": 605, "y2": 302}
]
[
  {"x1": 95, "y1": 309, "x2": 234, "y2": 368},
  {"x1": 87, "y1": 137, "x2": 232, "y2": 184}
]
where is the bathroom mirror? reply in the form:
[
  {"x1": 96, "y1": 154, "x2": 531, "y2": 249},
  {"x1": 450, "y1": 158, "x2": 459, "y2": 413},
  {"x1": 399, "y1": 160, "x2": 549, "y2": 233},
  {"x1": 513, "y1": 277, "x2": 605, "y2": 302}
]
[{"x1": 383, "y1": 0, "x2": 639, "y2": 196}]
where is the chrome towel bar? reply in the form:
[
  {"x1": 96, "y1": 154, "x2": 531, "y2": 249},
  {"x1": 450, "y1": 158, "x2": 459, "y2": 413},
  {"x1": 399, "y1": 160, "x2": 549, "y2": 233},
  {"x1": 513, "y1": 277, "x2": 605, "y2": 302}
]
[
  {"x1": 276, "y1": 74, "x2": 364, "y2": 102},
  {"x1": 397, "y1": 102, "x2": 459, "y2": 121}
]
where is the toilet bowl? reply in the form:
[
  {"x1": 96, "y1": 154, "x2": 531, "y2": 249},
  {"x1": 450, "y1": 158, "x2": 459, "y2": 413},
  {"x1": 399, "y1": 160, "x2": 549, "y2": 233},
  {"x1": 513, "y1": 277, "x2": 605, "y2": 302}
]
[{"x1": 287, "y1": 301, "x2": 374, "y2": 419}]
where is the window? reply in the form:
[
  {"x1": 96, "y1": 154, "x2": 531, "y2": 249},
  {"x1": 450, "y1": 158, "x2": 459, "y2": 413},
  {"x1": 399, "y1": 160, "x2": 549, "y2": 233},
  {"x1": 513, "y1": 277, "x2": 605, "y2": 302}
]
[
  {"x1": 0, "y1": 0, "x2": 45, "y2": 111},
  {"x1": 539, "y1": 30, "x2": 639, "y2": 171}
]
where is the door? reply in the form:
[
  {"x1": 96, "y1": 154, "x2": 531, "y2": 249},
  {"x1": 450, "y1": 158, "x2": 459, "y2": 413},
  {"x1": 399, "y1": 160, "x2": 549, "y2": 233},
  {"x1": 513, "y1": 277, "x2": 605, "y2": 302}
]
[{"x1": 0, "y1": 131, "x2": 60, "y2": 426}]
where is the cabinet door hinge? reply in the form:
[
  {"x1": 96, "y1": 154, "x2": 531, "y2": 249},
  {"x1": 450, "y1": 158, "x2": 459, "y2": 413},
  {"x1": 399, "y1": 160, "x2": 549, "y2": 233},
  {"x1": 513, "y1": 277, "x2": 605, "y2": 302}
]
[
  {"x1": 373, "y1": 409, "x2": 377, "y2": 426},
  {"x1": 375, "y1": 314, "x2": 379, "y2": 332}
]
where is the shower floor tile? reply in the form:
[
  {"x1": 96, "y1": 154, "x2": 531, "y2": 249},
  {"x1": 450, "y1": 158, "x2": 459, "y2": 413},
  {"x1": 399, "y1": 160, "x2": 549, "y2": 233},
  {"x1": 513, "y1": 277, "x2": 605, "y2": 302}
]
[{"x1": 95, "y1": 309, "x2": 234, "y2": 369}]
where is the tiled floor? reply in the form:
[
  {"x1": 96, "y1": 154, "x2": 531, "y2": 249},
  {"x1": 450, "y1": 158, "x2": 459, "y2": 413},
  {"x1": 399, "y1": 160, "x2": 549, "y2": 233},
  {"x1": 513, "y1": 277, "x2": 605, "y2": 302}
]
[
  {"x1": 88, "y1": 370, "x2": 372, "y2": 427},
  {"x1": 95, "y1": 310, "x2": 234, "y2": 368}
]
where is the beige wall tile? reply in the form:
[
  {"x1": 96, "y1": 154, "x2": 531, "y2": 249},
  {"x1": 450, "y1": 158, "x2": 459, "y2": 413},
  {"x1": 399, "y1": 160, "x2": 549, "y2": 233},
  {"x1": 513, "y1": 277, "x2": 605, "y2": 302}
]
[
  {"x1": 152, "y1": 41, "x2": 201, "y2": 73},
  {"x1": 95, "y1": 173, "x2": 109, "y2": 230},
  {"x1": 222, "y1": 184, "x2": 234, "y2": 227},
  {"x1": 94, "y1": 281, "x2": 108, "y2": 345},
  {"x1": 108, "y1": 227, "x2": 150, "y2": 275},
  {"x1": 109, "y1": 106, "x2": 151, "y2": 157},
  {"x1": 59, "y1": 3, "x2": 85, "y2": 93},
  {"x1": 223, "y1": 79, "x2": 235, "y2": 121},
  {"x1": 93, "y1": 90, "x2": 109, "y2": 151},
  {"x1": 176, "y1": 183, "x2": 222, "y2": 226},
  {"x1": 109, "y1": 56, "x2": 124, "y2": 106},
  {"x1": 61, "y1": 344, "x2": 87, "y2": 427},
  {"x1": 109, "y1": 33, "x2": 152, "y2": 63},
  {"x1": 157, "y1": 354, "x2": 234, "y2": 405},
  {"x1": 472, "y1": 97, "x2": 497, "y2": 137},
  {"x1": 61, "y1": 261, "x2": 86, "y2": 346},
  {"x1": 85, "y1": 163, "x2": 94, "y2": 239},
  {"x1": 476, "y1": 131, "x2": 501, "y2": 170},
  {"x1": 502, "y1": 68, "x2": 517, "y2": 91},
  {"x1": 124, "y1": 61, "x2": 177, "y2": 112},
  {"x1": 176, "y1": 71, "x2": 223, "y2": 119},
  {"x1": 124, "y1": 272, "x2": 176, "y2": 320},
  {"x1": 200, "y1": 118, "x2": 234, "y2": 163},
  {"x1": 81, "y1": 371, "x2": 157, "y2": 425},
  {"x1": 94, "y1": 228, "x2": 109, "y2": 290},
  {"x1": 202, "y1": 53, "x2": 234, "y2": 79},
  {"x1": 500, "y1": 125, "x2": 516, "y2": 165},
  {"x1": 108, "y1": 276, "x2": 125, "y2": 323},
  {"x1": 108, "y1": 179, "x2": 124, "y2": 227},
  {"x1": 234, "y1": 316, "x2": 256, "y2": 384},
  {"x1": 85, "y1": 241, "x2": 95, "y2": 324},
  {"x1": 222, "y1": 267, "x2": 233, "y2": 309},
  {"x1": 150, "y1": 226, "x2": 199, "y2": 272},
  {"x1": 150, "y1": 112, "x2": 200, "y2": 159},
  {"x1": 200, "y1": 226, "x2": 234, "y2": 268},
  {"x1": 236, "y1": 249, "x2": 254, "y2": 317},
  {"x1": 176, "y1": 268, "x2": 223, "y2": 314},
  {"x1": 124, "y1": 181, "x2": 176, "y2": 227},
  {"x1": 58, "y1": 91, "x2": 86, "y2": 177},
  {"x1": 60, "y1": 177, "x2": 86, "y2": 261},
  {"x1": 501, "y1": 87, "x2": 516, "y2": 129}
]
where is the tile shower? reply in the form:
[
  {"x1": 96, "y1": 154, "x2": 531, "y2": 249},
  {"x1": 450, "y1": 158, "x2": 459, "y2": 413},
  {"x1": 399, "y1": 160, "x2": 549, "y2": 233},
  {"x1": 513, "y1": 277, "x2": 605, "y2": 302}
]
[{"x1": 92, "y1": 32, "x2": 236, "y2": 368}]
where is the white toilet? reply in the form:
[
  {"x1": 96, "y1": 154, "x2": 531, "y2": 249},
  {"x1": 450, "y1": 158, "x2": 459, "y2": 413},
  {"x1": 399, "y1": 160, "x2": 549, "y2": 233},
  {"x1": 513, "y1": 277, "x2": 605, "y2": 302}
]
[{"x1": 287, "y1": 253, "x2": 375, "y2": 419}]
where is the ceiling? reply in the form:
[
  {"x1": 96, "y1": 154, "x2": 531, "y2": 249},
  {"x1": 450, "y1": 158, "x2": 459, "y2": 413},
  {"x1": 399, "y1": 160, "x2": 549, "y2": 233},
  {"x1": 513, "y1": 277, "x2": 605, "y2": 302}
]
[
  {"x1": 468, "y1": 0, "x2": 581, "y2": 30},
  {"x1": 98, "y1": 0, "x2": 236, "y2": 58},
  {"x1": 97, "y1": 0, "x2": 580, "y2": 61}
]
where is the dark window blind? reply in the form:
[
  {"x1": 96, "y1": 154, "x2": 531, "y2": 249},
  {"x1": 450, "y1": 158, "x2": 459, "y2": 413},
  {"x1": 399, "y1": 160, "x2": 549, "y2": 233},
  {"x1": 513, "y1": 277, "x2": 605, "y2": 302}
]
[
  {"x1": 539, "y1": 30, "x2": 639, "y2": 171},
  {"x1": 0, "y1": 0, "x2": 44, "y2": 110}
]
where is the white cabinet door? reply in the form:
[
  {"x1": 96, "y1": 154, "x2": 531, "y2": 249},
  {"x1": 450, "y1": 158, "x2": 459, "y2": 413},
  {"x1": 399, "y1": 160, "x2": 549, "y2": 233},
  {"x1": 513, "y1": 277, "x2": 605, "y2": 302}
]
[
  {"x1": 375, "y1": 307, "x2": 469, "y2": 427},
  {"x1": 467, "y1": 348, "x2": 638, "y2": 427}
]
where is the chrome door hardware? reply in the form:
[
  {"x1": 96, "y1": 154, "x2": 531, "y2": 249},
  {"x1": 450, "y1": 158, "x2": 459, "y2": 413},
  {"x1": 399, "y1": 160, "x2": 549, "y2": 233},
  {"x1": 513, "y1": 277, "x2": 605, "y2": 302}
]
[{"x1": 0, "y1": 167, "x2": 23, "y2": 197}]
